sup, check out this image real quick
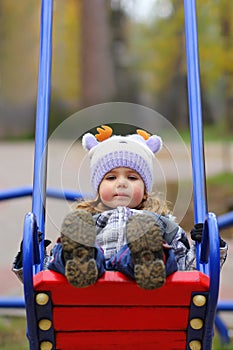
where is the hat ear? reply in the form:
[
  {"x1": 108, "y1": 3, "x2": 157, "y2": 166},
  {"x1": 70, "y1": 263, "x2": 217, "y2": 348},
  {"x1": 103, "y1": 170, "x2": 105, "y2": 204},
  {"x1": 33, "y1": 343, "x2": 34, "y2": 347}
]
[
  {"x1": 82, "y1": 133, "x2": 99, "y2": 151},
  {"x1": 136, "y1": 129, "x2": 163, "y2": 154},
  {"x1": 82, "y1": 125, "x2": 113, "y2": 151},
  {"x1": 146, "y1": 135, "x2": 163, "y2": 154}
]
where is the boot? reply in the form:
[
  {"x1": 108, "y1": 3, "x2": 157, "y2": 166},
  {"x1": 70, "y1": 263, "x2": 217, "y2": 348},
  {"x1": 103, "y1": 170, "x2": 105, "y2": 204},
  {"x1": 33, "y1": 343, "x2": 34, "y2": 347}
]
[
  {"x1": 126, "y1": 214, "x2": 166, "y2": 290},
  {"x1": 61, "y1": 210, "x2": 98, "y2": 288}
]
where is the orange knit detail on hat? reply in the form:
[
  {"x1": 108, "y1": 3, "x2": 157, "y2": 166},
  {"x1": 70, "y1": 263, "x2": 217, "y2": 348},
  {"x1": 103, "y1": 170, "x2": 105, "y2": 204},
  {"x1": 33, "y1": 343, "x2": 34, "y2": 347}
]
[
  {"x1": 136, "y1": 129, "x2": 150, "y2": 140},
  {"x1": 95, "y1": 125, "x2": 113, "y2": 141}
]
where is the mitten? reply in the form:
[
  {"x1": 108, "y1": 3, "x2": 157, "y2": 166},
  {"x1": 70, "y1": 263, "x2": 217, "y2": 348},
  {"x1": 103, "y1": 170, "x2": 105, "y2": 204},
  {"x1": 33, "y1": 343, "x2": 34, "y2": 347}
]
[
  {"x1": 12, "y1": 238, "x2": 51, "y2": 270},
  {"x1": 190, "y1": 223, "x2": 226, "y2": 248},
  {"x1": 190, "y1": 223, "x2": 203, "y2": 243}
]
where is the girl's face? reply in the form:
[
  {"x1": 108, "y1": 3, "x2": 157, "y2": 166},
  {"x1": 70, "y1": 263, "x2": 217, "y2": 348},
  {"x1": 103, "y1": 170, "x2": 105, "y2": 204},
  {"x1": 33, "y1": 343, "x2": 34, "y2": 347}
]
[{"x1": 98, "y1": 167, "x2": 145, "y2": 209}]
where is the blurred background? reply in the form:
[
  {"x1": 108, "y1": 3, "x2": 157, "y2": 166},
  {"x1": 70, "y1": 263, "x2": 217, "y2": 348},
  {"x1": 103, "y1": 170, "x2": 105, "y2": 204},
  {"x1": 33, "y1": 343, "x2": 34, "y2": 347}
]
[
  {"x1": 0, "y1": 0, "x2": 232, "y2": 349},
  {"x1": 0, "y1": 0, "x2": 232, "y2": 138}
]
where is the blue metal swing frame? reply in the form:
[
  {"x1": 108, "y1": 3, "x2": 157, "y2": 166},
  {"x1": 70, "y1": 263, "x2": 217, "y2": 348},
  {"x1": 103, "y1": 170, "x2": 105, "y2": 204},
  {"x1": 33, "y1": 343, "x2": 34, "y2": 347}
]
[{"x1": 0, "y1": 0, "x2": 232, "y2": 348}]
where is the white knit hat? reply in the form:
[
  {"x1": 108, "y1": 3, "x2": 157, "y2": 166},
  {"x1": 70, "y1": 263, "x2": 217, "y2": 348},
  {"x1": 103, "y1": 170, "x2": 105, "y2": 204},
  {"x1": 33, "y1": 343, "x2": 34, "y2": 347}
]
[{"x1": 82, "y1": 126, "x2": 163, "y2": 193}]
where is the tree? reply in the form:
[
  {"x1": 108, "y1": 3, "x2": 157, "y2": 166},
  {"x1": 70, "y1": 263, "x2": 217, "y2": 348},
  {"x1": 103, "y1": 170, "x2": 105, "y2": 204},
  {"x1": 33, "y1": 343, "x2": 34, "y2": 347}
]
[
  {"x1": 0, "y1": 0, "x2": 39, "y2": 138},
  {"x1": 125, "y1": 0, "x2": 232, "y2": 129},
  {"x1": 80, "y1": 0, "x2": 116, "y2": 107},
  {"x1": 218, "y1": 0, "x2": 233, "y2": 131}
]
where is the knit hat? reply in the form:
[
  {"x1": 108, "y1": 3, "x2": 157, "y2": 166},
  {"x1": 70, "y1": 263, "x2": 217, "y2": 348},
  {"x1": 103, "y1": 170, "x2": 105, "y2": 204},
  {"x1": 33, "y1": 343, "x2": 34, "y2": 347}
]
[{"x1": 82, "y1": 125, "x2": 163, "y2": 193}]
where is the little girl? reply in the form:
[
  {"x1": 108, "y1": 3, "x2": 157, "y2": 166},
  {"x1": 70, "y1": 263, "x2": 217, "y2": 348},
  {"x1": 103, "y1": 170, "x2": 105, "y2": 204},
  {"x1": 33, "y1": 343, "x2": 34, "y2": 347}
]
[
  {"x1": 13, "y1": 125, "x2": 227, "y2": 289},
  {"x1": 47, "y1": 125, "x2": 227, "y2": 290}
]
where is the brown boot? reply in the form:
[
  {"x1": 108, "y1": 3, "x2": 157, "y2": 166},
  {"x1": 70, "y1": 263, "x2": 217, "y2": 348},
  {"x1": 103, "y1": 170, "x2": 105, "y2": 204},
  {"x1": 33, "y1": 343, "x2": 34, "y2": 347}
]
[
  {"x1": 61, "y1": 210, "x2": 98, "y2": 288},
  {"x1": 126, "y1": 214, "x2": 166, "y2": 290}
]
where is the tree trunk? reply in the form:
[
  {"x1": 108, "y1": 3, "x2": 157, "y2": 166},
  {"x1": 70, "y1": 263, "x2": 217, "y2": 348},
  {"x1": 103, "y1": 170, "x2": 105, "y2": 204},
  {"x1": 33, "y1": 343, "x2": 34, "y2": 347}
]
[
  {"x1": 80, "y1": 0, "x2": 116, "y2": 107},
  {"x1": 219, "y1": 1, "x2": 233, "y2": 131}
]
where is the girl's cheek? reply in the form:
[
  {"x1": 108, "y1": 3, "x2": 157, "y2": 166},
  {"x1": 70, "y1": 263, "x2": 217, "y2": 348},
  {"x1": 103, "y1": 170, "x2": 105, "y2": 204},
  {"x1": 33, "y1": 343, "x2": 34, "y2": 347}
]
[
  {"x1": 133, "y1": 187, "x2": 144, "y2": 203},
  {"x1": 99, "y1": 186, "x2": 111, "y2": 201}
]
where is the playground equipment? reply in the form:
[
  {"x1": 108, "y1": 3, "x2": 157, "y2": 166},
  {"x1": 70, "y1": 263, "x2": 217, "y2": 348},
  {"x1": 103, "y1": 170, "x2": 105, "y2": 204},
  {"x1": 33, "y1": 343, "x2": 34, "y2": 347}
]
[{"x1": 0, "y1": 0, "x2": 232, "y2": 349}]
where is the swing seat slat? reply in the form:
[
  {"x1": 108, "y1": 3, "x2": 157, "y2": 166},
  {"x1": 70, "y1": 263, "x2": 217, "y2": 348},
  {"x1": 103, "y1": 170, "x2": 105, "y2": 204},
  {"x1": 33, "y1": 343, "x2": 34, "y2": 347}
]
[
  {"x1": 56, "y1": 330, "x2": 186, "y2": 350},
  {"x1": 34, "y1": 270, "x2": 209, "y2": 306}
]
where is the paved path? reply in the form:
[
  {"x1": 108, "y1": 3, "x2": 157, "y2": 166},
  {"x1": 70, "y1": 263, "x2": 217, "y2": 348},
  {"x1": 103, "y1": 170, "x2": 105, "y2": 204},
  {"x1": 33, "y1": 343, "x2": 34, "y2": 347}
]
[{"x1": 0, "y1": 141, "x2": 232, "y2": 328}]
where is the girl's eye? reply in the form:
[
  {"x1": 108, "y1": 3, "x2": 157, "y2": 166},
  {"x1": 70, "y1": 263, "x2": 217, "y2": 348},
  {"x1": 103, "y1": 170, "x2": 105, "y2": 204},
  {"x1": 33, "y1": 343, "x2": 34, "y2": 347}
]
[
  {"x1": 128, "y1": 175, "x2": 138, "y2": 180},
  {"x1": 105, "y1": 175, "x2": 116, "y2": 180}
]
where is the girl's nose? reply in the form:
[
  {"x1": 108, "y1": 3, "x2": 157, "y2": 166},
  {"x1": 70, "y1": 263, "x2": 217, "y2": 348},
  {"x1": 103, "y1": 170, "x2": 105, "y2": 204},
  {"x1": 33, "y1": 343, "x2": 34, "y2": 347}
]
[{"x1": 116, "y1": 176, "x2": 127, "y2": 187}]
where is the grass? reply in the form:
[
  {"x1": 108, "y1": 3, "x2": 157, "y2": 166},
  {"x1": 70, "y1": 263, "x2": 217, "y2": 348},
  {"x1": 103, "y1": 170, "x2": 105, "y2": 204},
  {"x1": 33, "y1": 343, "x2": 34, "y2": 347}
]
[
  {"x1": 178, "y1": 121, "x2": 233, "y2": 143},
  {"x1": 0, "y1": 316, "x2": 27, "y2": 350},
  {"x1": 166, "y1": 171, "x2": 233, "y2": 238},
  {"x1": 207, "y1": 172, "x2": 233, "y2": 186},
  {"x1": 206, "y1": 172, "x2": 233, "y2": 232},
  {"x1": 213, "y1": 335, "x2": 233, "y2": 350},
  {"x1": 2, "y1": 121, "x2": 233, "y2": 143},
  {"x1": 0, "y1": 315, "x2": 232, "y2": 349},
  {"x1": 203, "y1": 122, "x2": 233, "y2": 142}
]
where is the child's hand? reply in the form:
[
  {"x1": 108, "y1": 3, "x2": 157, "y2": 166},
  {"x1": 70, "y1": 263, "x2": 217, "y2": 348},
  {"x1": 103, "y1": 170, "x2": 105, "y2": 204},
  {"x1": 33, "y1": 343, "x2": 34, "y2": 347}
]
[
  {"x1": 190, "y1": 223, "x2": 226, "y2": 248},
  {"x1": 190, "y1": 223, "x2": 203, "y2": 243}
]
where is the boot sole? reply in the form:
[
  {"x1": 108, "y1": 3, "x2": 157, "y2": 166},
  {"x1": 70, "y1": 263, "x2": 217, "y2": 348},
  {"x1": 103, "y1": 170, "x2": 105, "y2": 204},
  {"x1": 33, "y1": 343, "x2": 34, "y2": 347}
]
[
  {"x1": 65, "y1": 258, "x2": 98, "y2": 288},
  {"x1": 61, "y1": 210, "x2": 98, "y2": 288},
  {"x1": 126, "y1": 214, "x2": 166, "y2": 290}
]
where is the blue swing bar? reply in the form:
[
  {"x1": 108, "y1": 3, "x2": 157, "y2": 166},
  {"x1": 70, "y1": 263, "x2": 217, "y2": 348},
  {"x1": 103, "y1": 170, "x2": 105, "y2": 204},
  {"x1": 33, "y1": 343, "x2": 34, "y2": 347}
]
[
  {"x1": 22, "y1": 0, "x2": 53, "y2": 348},
  {"x1": 184, "y1": 1, "x2": 220, "y2": 348},
  {"x1": 31, "y1": 0, "x2": 53, "y2": 246},
  {"x1": 184, "y1": 0, "x2": 207, "y2": 225},
  {"x1": 184, "y1": 0, "x2": 232, "y2": 346}
]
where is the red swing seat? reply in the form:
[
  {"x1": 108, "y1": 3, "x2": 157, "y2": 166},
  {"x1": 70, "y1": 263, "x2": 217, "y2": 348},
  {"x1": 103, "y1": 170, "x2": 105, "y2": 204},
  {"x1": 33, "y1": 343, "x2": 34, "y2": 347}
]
[{"x1": 32, "y1": 269, "x2": 209, "y2": 350}]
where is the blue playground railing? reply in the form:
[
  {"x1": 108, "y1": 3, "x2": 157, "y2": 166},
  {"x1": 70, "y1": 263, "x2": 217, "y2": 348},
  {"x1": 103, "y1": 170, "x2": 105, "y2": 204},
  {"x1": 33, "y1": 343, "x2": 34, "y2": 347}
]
[
  {"x1": 218, "y1": 211, "x2": 233, "y2": 230},
  {"x1": 0, "y1": 187, "x2": 82, "y2": 202}
]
